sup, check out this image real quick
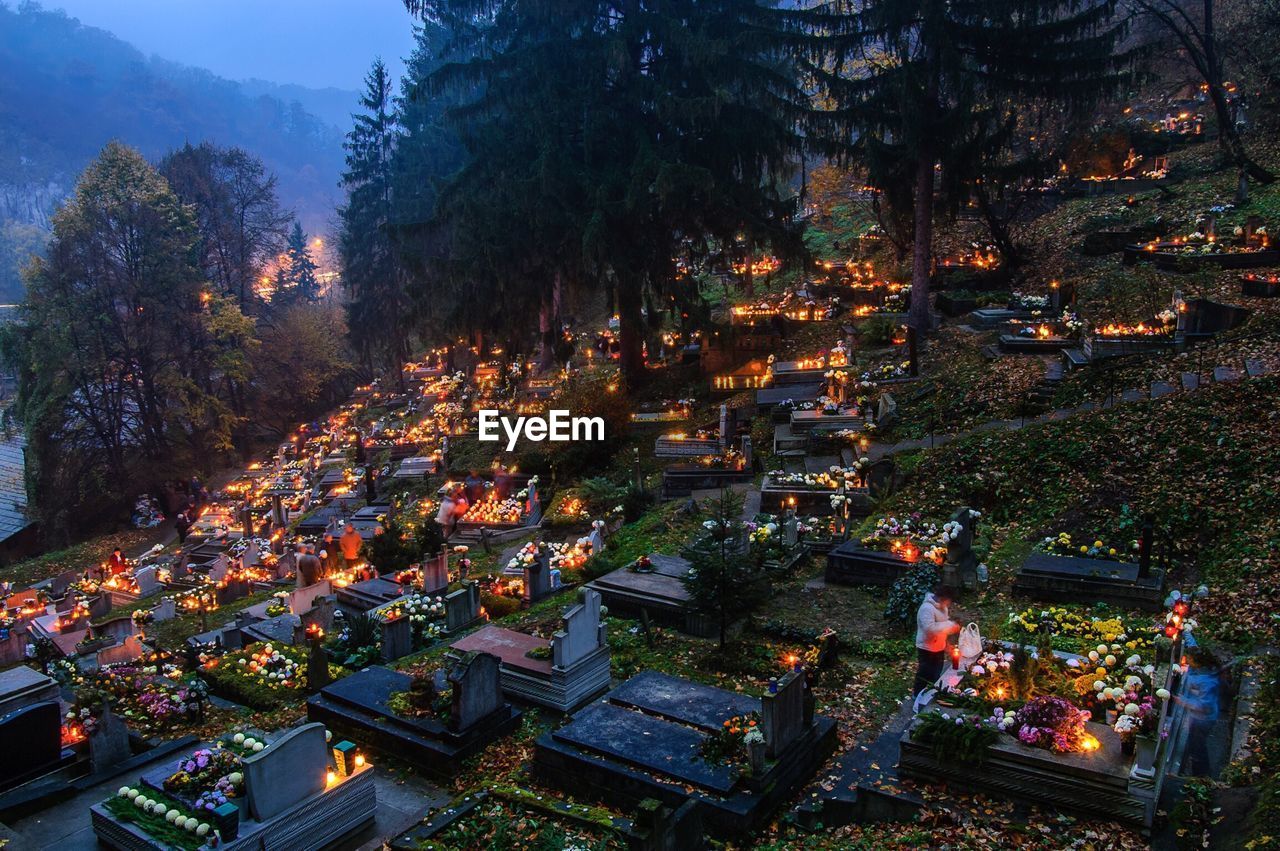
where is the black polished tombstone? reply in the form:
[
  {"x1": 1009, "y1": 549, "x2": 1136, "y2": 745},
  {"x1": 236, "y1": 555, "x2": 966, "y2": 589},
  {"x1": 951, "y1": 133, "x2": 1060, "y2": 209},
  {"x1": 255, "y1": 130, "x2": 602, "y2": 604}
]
[{"x1": 0, "y1": 701, "x2": 68, "y2": 790}]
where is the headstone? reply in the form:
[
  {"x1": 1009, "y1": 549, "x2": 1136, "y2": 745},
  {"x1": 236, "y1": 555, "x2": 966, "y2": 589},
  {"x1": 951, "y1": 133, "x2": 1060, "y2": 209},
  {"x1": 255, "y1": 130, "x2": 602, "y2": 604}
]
[
  {"x1": 97, "y1": 635, "x2": 145, "y2": 667},
  {"x1": 208, "y1": 555, "x2": 230, "y2": 584},
  {"x1": 381, "y1": 614, "x2": 413, "y2": 662},
  {"x1": 943, "y1": 506, "x2": 979, "y2": 588},
  {"x1": 740, "y1": 435, "x2": 753, "y2": 469},
  {"x1": 876, "y1": 393, "x2": 898, "y2": 428},
  {"x1": 447, "y1": 651, "x2": 504, "y2": 733},
  {"x1": 522, "y1": 557, "x2": 552, "y2": 604},
  {"x1": 0, "y1": 667, "x2": 60, "y2": 717},
  {"x1": 88, "y1": 702, "x2": 132, "y2": 774},
  {"x1": 865, "y1": 458, "x2": 896, "y2": 499},
  {"x1": 762, "y1": 670, "x2": 806, "y2": 759},
  {"x1": 421, "y1": 551, "x2": 449, "y2": 595},
  {"x1": 289, "y1": 580, "x2": 332, "y2": 615},
  {"x1": 446, "y1": 582, "x2": 481, "y2": 633},
  {"x1": 307, "y1": 634, "x2": 332, "y2": 692},
  {"x1": 242, "y1": 723, "x2": 329, "y2": 821},
  {"x1": 154, "y1": 598, "x2": 178, "y2": 621},
  {"x1": 552, "y1": 588, "x2": 605, "y2": 669},
  {"x1": 299, "y1": 595, "x2": 337, "y2": 635},
  {"x1": 133, "y1": 566, "x2": 160, "y2": 595},
  {"x1": 783, "y1": 512, "x2": 799, "y2": 548},
  {"x1": 718, "y1": 404, "x2": 731, "y2": 449},
  {"x1": 588, "y1": 524, "x2": 606, "y2": 556},
  {"x1": 0, "y1": 701, "x2": 62, "y2": 786}
]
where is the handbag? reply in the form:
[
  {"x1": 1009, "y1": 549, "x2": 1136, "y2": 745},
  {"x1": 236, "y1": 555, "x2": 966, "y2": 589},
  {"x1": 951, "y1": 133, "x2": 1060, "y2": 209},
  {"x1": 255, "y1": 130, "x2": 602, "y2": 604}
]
[{"x1": 958, "y1": 622, "x2": 983, "y2": 659}]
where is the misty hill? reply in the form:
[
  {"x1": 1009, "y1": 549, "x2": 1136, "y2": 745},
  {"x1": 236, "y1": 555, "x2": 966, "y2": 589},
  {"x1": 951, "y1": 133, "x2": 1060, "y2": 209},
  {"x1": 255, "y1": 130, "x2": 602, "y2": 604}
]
[{"x1": 0, "y1": 2, "x2": 348, "y2": 302}]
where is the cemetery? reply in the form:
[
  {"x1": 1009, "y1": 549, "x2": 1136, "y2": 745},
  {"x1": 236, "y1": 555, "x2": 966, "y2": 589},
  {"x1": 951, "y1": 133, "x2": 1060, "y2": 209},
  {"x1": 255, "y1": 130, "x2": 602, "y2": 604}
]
[{"x1": 1, "y1": 4, "x2": 1279, "y2": 849}]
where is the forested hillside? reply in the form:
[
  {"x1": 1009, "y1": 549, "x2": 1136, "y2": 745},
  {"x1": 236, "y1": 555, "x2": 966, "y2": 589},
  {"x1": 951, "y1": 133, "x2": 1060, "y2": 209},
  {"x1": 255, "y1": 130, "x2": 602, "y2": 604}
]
[{"x1": 0, "y1": 2, "x2": 347, "y2": 301}]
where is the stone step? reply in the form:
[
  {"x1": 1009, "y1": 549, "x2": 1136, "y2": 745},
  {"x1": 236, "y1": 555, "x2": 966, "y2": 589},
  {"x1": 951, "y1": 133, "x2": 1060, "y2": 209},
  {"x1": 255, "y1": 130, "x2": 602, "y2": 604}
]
[
  {"x1": 1246, "y1": 358, "x2": 1266, "y2": 377},
  {"x1": 1120, "y1": 388, "x2": 1144, "y2": 403},
  {"x1": 1043, "y1": 362, "x2": 1064, "y2": 383},
  {"x1": 980, "y1": 344, "x2": 1001, "y2": 361},
  {"x1": 1150, "y1": 381, "x2": 1176, "y2": 398},
  {"x1": 1181, "y1": 372, "x2": 1200, "y2": 391},
  {"x1": 1213, "y1": 366, "x2": 1240, "y2": 383}
]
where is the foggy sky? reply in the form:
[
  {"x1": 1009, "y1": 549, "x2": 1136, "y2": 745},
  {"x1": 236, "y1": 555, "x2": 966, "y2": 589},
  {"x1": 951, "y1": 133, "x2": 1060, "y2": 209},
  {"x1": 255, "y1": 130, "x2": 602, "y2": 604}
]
[{"x1": 47, "y1": 0, "x2": 419, "y2": 92}]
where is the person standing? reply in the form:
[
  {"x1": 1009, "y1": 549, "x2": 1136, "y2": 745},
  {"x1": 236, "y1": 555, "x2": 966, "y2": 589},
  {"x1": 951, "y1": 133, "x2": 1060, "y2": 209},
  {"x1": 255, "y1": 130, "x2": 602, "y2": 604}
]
[
  {"x1": 174, "y1": 510, "x2": 192, "y2": 544},
  {"x1": 339, "y1": 524, "x2": 364, "y2": 567},
  {"x1": 913, "y1": 584, "x2": 961, "y2": 703},
  {"x1": 1179, "y1": 646, "x2": 1222, "y2": 776},
  {"x1": 436, "y1": 490, "x2": 457, "y2": 539},
  {"x1": 296, "y1": 543, "x2": 323, "y2": 587},
  {"x1": 320, "y1": 533, "x2": 340, "y2": 577}
]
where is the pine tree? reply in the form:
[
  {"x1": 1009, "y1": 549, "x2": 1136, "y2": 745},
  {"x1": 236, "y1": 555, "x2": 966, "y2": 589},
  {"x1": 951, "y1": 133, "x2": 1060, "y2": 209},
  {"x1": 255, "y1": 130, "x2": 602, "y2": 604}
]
[
  {"x1": 817, "y1": 0, "x2": 1130, "y2": 333},
  {"x1": 680, "y1": 489, "x2": 767, "y2": 650},
  {"x1": 275, "y1": 221, "x2": 320, "y2": 304},
  {"x1": 339, "y1": 59, "x2": 410, "y2": 378}
]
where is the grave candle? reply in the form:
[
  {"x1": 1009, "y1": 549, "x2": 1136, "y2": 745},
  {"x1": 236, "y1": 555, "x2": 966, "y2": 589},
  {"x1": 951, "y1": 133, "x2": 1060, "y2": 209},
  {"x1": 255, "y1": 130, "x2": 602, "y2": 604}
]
[{"x1": 951, "y1": 645, "x2": 961, "y2": 670}]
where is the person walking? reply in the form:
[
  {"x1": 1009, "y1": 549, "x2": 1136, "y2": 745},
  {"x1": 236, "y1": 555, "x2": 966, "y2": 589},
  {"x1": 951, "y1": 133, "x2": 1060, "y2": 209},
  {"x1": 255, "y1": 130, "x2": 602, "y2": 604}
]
[
  {"x1": 174, "y1": 510, "x2": 192, "y2": 544},
  {"x1": 1179, "y1": 646, "x2": 1222, "y2": 776},
  {"x1": 913, "y1": 584, "x2": 961, "y2": 706}
]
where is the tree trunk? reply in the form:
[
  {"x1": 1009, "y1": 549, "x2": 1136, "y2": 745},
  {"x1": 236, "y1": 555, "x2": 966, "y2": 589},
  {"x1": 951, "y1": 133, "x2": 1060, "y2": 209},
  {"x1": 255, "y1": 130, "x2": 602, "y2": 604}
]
[
  {"x1": 616, "y1": 275, "x2": 645, "y2": 388},
  {"x1": 909, "y1": 152, "x2": 935, "y2": 335},
  {"x1": 1201, "y1": 0, "x2": 1274, "y2": 184}
]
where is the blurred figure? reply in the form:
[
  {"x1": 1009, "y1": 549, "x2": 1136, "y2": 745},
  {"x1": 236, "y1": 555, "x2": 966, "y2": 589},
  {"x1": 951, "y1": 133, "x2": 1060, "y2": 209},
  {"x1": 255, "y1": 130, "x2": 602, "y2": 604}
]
[
  {"x1": 339, "y1": 524, "x2": 363, "y2": 567},
  {"x1": 913, "y1": 584, "x2": 961, "y2": 705},
  {"x1": 1180, "y1": 646, "x2": 1222, "y2": 776}
]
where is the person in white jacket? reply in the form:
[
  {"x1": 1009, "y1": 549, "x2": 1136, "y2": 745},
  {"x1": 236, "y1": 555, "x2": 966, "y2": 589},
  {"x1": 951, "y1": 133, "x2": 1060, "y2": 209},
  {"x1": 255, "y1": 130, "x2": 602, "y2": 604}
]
[{"x1": 913, "y1": 585, "x2": 960, "y2": 699}]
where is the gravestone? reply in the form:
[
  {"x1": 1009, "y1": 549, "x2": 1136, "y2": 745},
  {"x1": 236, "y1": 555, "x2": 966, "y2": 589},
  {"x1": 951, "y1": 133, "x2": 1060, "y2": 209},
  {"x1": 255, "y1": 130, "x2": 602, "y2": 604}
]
[
  {"x1": 876, "y1": 393, "x2": 898, "y2": 428},
  {"x1": 523, "y1": 557, "x2": 552, "y2": 603},
  {"x1": 133, "y1": 566, "x2": 160, "y2": 595},
  {"x1": 762, "y1": 670, "x2": 806, "y2": 759},
  {"x1": 588, "y1": 524, "x2": 606, "y2": 556},
  {"x1": 209, "y1": 555, "x2": 230, "y2": 583},
  {"x1": 421, "y1": 551, "x2": 449, "y2": 595},
  {"x1": 289, "y1": 580, "x2": 332, "y2": 615},
  {"x1": 942, "y1": 506, "x2": 979, "y2": 589},
  {"x1": 783, "y1": 512, "x2": 799, "y2": 548},
  {"x1": 242, "y1": 722, "x2": 329, "y2": 821},
  {"x1": 865, "y1": 458, "x2": 896, "y2": 499},
  {"x1": 381, "y1": 614, "x2": 413, "y2": 662},
  {"x1": 718, "y1": 404, "x2": 731, "y2": 449},
  {"x1": 299, "y1": 595, "x2": 337, "y2": 635},
  {"x1": 307, "y1": 634, "x2": 332, "y2": 692},
  {"x1": 741, "y1": 435, "x2": 753, "y2": 469},
  {"x1": 0, "y1": 666, "x2": 61, "y2": 717},
  {"x1": 154, "y1": 597, "x2": 178, "y2": 621},
  {"x1": 88, "y1": 702, "x2": 132, "y2": 774},
  {"x1": 447, "y1": 651, "x2": 503, "y2": 733},
  {"x1": 446, "y1": 582, "x2": 481, "y2": 633},
  {"x1": 552, "y1": 588, "x2": 605, "y2": 669},
  {"x1": 96, "y1": 635, "x2": 145, "y2": 667},
  {"x1": 0, "y1": 701, "x2": 62, "y2": 787}
]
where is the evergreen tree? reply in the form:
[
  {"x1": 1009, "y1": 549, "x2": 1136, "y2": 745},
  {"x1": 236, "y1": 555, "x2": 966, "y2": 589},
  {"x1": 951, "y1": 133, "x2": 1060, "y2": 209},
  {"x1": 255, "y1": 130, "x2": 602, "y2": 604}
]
[
  {"x1": 339, "y1": 59, "x2": 410, "y2": 378},
  {"x1": 681, "y1": 489, "x2": 767, "y2": 649},
  {"x1": 0, "y1": 142, "x2": 252, "y2": 541},
  {"x1": 817, "y1": 0, "x2": 1130, "y2": 333},
  {"x1": 275, "y1": 221, "x2": 321, "y2": 304}
]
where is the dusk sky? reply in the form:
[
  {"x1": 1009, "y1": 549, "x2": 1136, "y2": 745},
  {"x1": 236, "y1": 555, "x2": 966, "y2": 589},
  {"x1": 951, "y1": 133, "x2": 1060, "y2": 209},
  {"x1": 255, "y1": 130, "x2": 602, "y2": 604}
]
[{"x1": 47, "y1": 0, "x2": 420, "y2": 91}]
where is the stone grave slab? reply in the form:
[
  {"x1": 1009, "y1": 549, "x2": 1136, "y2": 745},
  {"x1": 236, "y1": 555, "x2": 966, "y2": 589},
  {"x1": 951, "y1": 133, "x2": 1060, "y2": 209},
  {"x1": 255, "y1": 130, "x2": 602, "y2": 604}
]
[
  {"x1": 608, "y1": 670, "x2": 756, "y2": 732},
  {"x1": 452, "y1": 625, "x2": 551, "y2": 674},
  {"x1": 0, "y1": 701, "x2": 67, "y2": 790},
  {"x1": 1013, "y1": 552, "x2": 1165, "y2": 610},
  {"x1": 551, "y1": 700, "x2": 738, "y2": 793}
]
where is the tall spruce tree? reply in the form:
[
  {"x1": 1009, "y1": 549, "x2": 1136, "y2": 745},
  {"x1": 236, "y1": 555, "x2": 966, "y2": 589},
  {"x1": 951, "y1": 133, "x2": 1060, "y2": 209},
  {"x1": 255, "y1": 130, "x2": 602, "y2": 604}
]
[
  {"x1": 274, "y1": 220, "x2": 321, "y2": 304},
  {"x1": 339, "y1": 59, "x2": 410, "y2": 377},
  {"x1": 405, "y1": 0, "x2": 820, "y2": 387},
  {"x1": 816, "y1": 0, "x2": 1130, "y2": 332}
]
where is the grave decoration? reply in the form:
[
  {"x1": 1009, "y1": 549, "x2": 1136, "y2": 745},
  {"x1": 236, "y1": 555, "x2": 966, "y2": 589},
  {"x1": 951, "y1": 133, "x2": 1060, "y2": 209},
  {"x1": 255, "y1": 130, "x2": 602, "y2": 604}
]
[
  {"x1": 306, "y1": 651, "x2": 522, "y2": 779},
  {"x1": 533, "y1": 669, "x2": 837, "y2": 837},
  {"x1": 630, "y1": 398, "x2": 694, "y2": 424},
  {"x1": 92, "y1": 723, "x2": 376, "y2": 850},
  {"x1": 71, "y1": 659, "x2": 209, "y2": 737},
  {"x1": 1126, "y1": 222, "x2": 1277, "y2": 269},
  {"x1": 451, "y1": 588, "x2": 611, "y2": 711},
  {"x1": 826, "y1": 513, "x2": 952, "y2": 586},
  {"x1": 901, "y1": 626, "x2": 1181, "y2": 829},
  {"x1": 199, "y1": 642, "x2": 326, "y2": 710},
  {"x1": 761, "y1": 462, "x2": 870, "y2": 515},
  {"x1": 1013, "y1": 523, "x2": 1167, "y2": 610},
  {"x1": 745, "y1": 514, "x2": 809, "y2": 572}
]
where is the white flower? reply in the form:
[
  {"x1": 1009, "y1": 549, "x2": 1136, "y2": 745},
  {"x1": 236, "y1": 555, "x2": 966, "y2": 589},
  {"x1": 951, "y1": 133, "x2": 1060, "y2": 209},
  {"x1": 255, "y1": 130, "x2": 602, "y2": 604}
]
[
  {"x1": 1126, "y1": 655, "x2": 1141, "y2": 667},
  {"x1": 1104, "y1": 654, "x2": 1117, "y2": 668},
  {"x1": 1067, "y1": 658, "x2": 1080, "y2": 668},
  {"x1": 1093, "y1": 680, "x2": 1105, "y2": 691},
  {"x1": 1156, "y1": 688, "x2": 1171, "y2": 700},
  {"x1": 1124, "y1": 703, "x2": 1140, "y2": 716}
]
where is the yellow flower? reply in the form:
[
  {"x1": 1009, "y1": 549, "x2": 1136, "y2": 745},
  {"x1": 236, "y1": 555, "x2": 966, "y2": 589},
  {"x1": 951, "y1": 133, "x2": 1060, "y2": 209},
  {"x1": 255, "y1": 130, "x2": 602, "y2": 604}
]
[{"x1": 1080, "y1": 545, "x2": 1088, "y2": 553}]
